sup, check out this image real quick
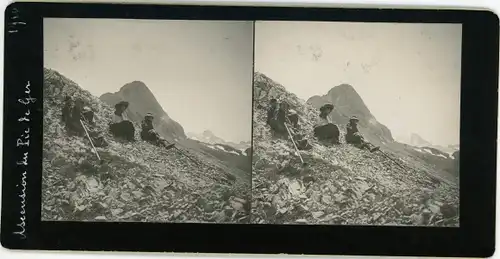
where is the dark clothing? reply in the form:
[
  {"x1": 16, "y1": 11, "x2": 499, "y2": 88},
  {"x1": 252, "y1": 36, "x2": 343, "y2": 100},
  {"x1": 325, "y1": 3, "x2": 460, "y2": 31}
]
[
  {"x1": 110, "y1": 120, "x2": 135, "y2": 141},
  {"x1": 85, "y1": 127, "x2": 108, "y2": 147},
  {"x1": 266, "y1": 106, "x2": 277, "y2": 126},
  {"x1": 346, "y1": 122, "x2": 363, "y2": 144},
  {"x1": 65, "y1": 104, "x2": 85, "y2": 136},
  {"x1": 346, "y1": 122, "x2": 379, "y2": 152},
  {"x1": 288, "y1": 113, "x2": 299, "y2": 128},
  {"x1": 140, "y1": 120, "x2": 155, "y2": 139},
  {"x1": 82, "y1": 110, "x2": 95, "y2": 126},
  {"x1": 269, "y1": 107, "x2": 300, "y2": 136},
  {"x1": 294, "y1": 134, "x2": 312, "y2": 150},
  {"x1": 140, "y1": 120, "x2": 174, "y2": 149},
  {"x1": 62, "y1": 101, "x2": 72, "y2": 123},
  {"x1": 314, "y1": 124, "x2": 340, "y2": 144}
]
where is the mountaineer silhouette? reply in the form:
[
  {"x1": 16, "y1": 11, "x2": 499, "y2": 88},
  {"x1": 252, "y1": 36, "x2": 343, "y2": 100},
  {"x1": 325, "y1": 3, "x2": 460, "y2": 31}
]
[
  {"x1": 109, "y1": 101, "x2": 135, "y2": 141},
  {"x1": 346, "y1": 116, "x2": 380, "y2": 152},
  {"x1": 313, "y1": 103, "x2": 340, "y2": 145},
  {"x1": 141, "y1": 112, "x2": 175, "y2": 150}
]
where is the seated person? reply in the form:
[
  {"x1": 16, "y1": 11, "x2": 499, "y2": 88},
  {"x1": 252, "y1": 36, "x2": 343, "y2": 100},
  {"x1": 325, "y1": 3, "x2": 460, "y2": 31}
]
[
  {"x1": 81, "y1": 106, "x2": 107, "y2": 147},
  {"x1": 140, "y1": 112, "x2": 175, "y2": 150},
  {"x1": 269, "y1": 101, "x2": 301, "y2": 136},
  {"x1": 313, "y1": 103, "x2": 340, "y2": 144},
  {"x1": 65, "y1": 98, "x2": 86, "y2": 137},
  {"x1": 82, "y1": 106, "x2": 95, "y2": 126},
  {"x1": 109, "y1": 101, "x2": 135, "y2": 141},
  {"x1": 345, "y1": 116, "x2": 379, "y2": 152},
  {"x1": 279, "y1": 101, "x2": 299, "y2": 128}
]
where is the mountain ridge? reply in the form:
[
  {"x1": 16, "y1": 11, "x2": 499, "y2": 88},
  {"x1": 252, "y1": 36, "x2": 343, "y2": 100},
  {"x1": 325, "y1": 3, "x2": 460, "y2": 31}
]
[
  {"x1": 306, "y1": 84, "x2": 394, "y2": 146},
  {"x1": 99, "y1": 81, "x2": 186, "y2": 141},
  {"x1": 187, "y1": 130, "x2": 251, "y2": 151},
  {"x1": 252, "y1": 71, "x2": 458, "y2": 226},
  {"x1": 42, "y1": 67, "x2": 250, "y2": 223}
]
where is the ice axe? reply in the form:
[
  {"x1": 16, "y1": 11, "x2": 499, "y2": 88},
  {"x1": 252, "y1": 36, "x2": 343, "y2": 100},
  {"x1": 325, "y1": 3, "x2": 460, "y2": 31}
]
[
  {"x1": 80, "y1": 119, "x2": 101, "y2": 161},
  {"x1": 284, "y1": 122, "x2": 307, "y2": 166}
]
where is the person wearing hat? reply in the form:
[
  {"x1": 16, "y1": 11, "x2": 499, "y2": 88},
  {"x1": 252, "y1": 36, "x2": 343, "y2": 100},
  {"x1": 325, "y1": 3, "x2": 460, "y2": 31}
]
[
  {"x1": 279, "y1": 101, "x2": 300, "y2": 129},
  {"x1": 109, "y1": 101, "x2": 135, "y2": 141},
  {"x1": 140, "y1": 112, "x2": 175, "y2": 150},
  {"x1": 267, "y1": 99, "x2": 289, "y2": 137},
  {"x1": 346, "y1": 116, "x2": 379, "y2": 152},
  {"x1": 82, "y1": 106, "x2": 95, "y2": 126},
  {"x1": 78, "y1": 105, "x2": 108, "y2": 147},
  {"x1": 64, "y1": 98, "x2": 86, "y2": 136},
  {"x1": 313, "y1": 103, "x2": 340, "y2": 144}
]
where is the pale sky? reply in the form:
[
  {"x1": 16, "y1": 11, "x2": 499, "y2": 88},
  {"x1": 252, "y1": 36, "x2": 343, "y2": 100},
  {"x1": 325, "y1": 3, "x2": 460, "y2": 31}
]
[
  {"x1": 44, "y1": 18, "x2": 253, "y2": 143},
  {"x1": 255, "y1": 21, "x2": 461, "y2": 146}
]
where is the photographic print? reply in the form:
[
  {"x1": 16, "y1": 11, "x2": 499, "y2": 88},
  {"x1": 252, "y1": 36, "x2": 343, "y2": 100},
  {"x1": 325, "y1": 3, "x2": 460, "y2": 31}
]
[
  {"x1": 42, "y1": 18, "x2": 253, "y2": 223},
  {"x1": 251, "y1": 21, "x2": 461, "y2": 226}
]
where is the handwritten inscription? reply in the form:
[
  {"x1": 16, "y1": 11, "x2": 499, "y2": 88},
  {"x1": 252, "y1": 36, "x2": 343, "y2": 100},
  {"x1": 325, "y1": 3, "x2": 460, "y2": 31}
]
[{"x1": 13, "y1": 81, "x2": 35, "y2": 239}]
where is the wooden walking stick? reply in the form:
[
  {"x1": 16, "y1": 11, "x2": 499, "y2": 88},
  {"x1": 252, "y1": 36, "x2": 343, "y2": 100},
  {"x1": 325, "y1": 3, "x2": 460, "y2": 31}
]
[
  {"x1": 80, "y1": 119, "x2": 101, "y2": 161},
  {"x1": 284, "y1": 122, "x2": 306, "y2": 166}
]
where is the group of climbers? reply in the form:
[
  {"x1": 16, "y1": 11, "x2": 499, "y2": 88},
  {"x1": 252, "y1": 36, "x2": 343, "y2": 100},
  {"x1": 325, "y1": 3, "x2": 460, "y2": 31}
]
[
  {"x1": 266, "y1": 98, "x2": 379, "y2": 153},
  {"x1": 61, "y1": 96, "x2": 176, "y2": 151}
]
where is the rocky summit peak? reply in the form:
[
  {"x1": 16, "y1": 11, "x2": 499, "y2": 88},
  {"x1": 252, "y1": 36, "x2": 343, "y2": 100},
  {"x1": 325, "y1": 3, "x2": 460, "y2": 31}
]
[
  {"x1": 99, "y1": 81, "x2": 186, "y2": 140},
  {"x1": 307, "y1": 83, "x2": 393, "y2": 145},
  {"x1": 120, "y1": 80, "x2": 149, "y2": 92}
]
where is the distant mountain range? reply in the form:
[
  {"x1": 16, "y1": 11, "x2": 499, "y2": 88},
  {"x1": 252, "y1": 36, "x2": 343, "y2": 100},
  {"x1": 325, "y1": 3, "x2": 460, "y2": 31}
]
[
  {"x1": 397, "y1": 133, "x2": 459, "y2": 156},
  {"x1": 187, "y1": 130, "x2": 251, "y2": 151}
]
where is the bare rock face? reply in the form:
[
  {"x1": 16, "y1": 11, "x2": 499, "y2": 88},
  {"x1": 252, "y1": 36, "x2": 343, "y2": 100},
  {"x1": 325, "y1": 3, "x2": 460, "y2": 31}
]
[{"x1": 100, "y1": 81, "x2": 186, "y2": 141}]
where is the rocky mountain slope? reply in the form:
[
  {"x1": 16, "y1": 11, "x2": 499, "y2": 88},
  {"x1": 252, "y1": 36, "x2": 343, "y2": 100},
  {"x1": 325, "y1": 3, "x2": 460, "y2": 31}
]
[
  {"x1": 252, "y1": 72, "x2": 459, "y2": 226},
  {"x1": 42, "y1": 68, "x2": 250, "y2": 223},
  {"x1": 100, "y1": 81, "x2": 186, "y2": 141},
  {"x1": 307, "y1": 84, "x2": 393, "y2": 146}
]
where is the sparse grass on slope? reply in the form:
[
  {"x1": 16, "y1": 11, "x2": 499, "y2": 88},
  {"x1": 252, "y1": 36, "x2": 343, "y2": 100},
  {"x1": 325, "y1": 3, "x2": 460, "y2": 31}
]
[
  {"x1": 251, "y1": 72, "x2": 459, "y2": 226},
  {"x1": 42, "y1": 68, "x2": 250, "y2": 223}
]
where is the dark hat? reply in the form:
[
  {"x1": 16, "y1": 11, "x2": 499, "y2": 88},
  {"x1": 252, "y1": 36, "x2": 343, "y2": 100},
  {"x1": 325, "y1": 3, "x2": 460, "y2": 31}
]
[
  {"x1": 145, "y1": 112, "x2": 154, "y2": 118},
  {"x1": 320, "y1": 103, "x2": 334, "y2": 112},
  {"x1": 115, "y1": 101, "x2": 129, "y2": 110},
  {"x1": 270, "y1": 98, "x2": 277, "y2": 103},
  {"x1": 350, "y1": 116, "x2": 359, "y2": 122}
]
